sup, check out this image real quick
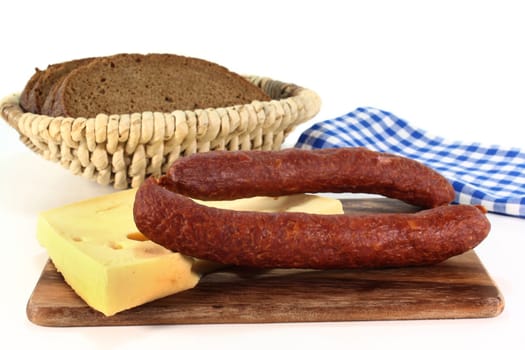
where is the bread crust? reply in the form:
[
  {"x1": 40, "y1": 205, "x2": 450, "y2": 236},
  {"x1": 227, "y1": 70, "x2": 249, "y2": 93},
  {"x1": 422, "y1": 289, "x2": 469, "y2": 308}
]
[{"x1": 19, "y1": 68, "x2": 44, "y2": 113}]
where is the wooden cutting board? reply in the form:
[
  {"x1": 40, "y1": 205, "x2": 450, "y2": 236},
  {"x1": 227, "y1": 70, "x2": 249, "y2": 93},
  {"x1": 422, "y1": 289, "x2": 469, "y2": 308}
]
[{"x1": 26, "y1": 198, "x2": 504, "y2": 327}]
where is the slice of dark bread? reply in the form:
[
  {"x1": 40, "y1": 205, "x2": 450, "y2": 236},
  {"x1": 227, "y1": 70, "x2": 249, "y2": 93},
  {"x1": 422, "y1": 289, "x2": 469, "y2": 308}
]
[
  {"x1": 20, "y1": 58, "x2": 94, "y2": 114},
  {"x1": 39, "y1": 58, "x2": 95, "y2": 115},
  {"x1": 19, "y1": 68, "x2": 44, "y2": 113},
  {"x1": 46, "y1": 53, "x2": 271, "y2": 118}
]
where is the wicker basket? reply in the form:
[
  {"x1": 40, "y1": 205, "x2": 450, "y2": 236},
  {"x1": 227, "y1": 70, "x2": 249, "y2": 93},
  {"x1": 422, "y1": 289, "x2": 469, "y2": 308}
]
[{"x1": 1, "y1": 76, "x2": 320, "y2": 189}]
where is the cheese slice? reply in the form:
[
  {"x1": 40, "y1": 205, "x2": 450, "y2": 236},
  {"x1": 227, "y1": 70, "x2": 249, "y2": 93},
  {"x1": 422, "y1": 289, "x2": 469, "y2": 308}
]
[{"x1": 36, "y1": 189, "x2": 343, "y2": 316}]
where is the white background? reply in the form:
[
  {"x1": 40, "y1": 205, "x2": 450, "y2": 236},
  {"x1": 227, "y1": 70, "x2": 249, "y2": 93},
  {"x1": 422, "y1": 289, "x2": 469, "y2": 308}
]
[{"x1": 1, "y1": 1, "x2": 524, "y2": 349}]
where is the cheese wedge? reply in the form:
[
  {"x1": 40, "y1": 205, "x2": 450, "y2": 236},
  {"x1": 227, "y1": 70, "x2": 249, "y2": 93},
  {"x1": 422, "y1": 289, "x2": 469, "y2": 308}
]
[{"x1": 36, "y1": 189, "x2": 343, "y2": 316}]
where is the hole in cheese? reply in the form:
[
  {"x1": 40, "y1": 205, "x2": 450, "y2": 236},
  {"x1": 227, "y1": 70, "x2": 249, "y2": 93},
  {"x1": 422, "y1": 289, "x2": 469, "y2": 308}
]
[
  {"x1": 127, "y1": 232, "x2": 149, "y2": 242},
  {"x1": 108, "y1": 241, "x2": 123, "y2": 250}
]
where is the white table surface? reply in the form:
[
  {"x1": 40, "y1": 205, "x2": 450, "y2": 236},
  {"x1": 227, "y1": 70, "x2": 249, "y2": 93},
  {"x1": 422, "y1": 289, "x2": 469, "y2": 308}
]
[{"x1": 1, "y1": 1, "x2": 524, "y2": 349}]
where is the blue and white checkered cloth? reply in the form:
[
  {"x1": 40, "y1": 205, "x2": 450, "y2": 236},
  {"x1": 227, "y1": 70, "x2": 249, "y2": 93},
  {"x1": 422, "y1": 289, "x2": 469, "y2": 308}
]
[{"x1": 295, "y1": 107, "x2": 525, "y2": 218}]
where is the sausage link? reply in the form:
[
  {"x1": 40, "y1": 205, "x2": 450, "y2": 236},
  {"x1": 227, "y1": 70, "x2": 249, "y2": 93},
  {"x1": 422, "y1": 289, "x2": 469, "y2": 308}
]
[
  {"x1": 133, "y1": 178, "x2": 490, "y2": 269},
  {"x1": 160, "y1": 148, "x2": 455, "y2": 208}
]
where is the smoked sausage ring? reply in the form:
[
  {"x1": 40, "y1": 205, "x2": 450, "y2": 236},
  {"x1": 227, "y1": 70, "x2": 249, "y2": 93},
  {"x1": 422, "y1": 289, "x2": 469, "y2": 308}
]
[
  {"x1": 159, "y1": 148, "x2": 455, "y2": 209},
  {"x1": 133, "y1": 177, "x2": 490, "y2": 269}
]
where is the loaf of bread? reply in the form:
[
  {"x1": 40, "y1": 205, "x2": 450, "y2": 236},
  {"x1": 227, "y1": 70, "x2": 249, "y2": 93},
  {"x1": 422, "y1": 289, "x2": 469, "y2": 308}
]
[{"x1": 20, "y1": 53, "x2": 271, "y2": 118}]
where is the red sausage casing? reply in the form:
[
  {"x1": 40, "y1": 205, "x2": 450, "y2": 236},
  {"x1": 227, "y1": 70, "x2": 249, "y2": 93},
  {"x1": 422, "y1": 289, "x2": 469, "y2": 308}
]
[
  {"x1": 159, "y1": 148, "x2": 455, "y2": 209},
  {"x1": 134, "y1": 178, "x2": 490, "y2": 269}
]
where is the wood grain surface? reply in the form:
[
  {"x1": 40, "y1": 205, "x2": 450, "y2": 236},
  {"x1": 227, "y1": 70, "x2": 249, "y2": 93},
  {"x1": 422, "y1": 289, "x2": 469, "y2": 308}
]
[{"x1": 26, "y1": 198, "x2": 504, "y2": 327}]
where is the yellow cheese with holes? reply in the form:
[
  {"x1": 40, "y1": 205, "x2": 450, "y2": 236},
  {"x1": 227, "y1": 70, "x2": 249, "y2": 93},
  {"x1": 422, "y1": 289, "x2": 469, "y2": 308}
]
[{"x1": 37, "y1": 189, "x2": 343, "y2": 316}]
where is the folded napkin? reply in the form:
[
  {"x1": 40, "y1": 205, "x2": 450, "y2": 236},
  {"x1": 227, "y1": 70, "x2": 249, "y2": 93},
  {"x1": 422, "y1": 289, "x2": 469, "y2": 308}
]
[{"x1": 295, "y1": 107, "x2": 525, "y2": 218}]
